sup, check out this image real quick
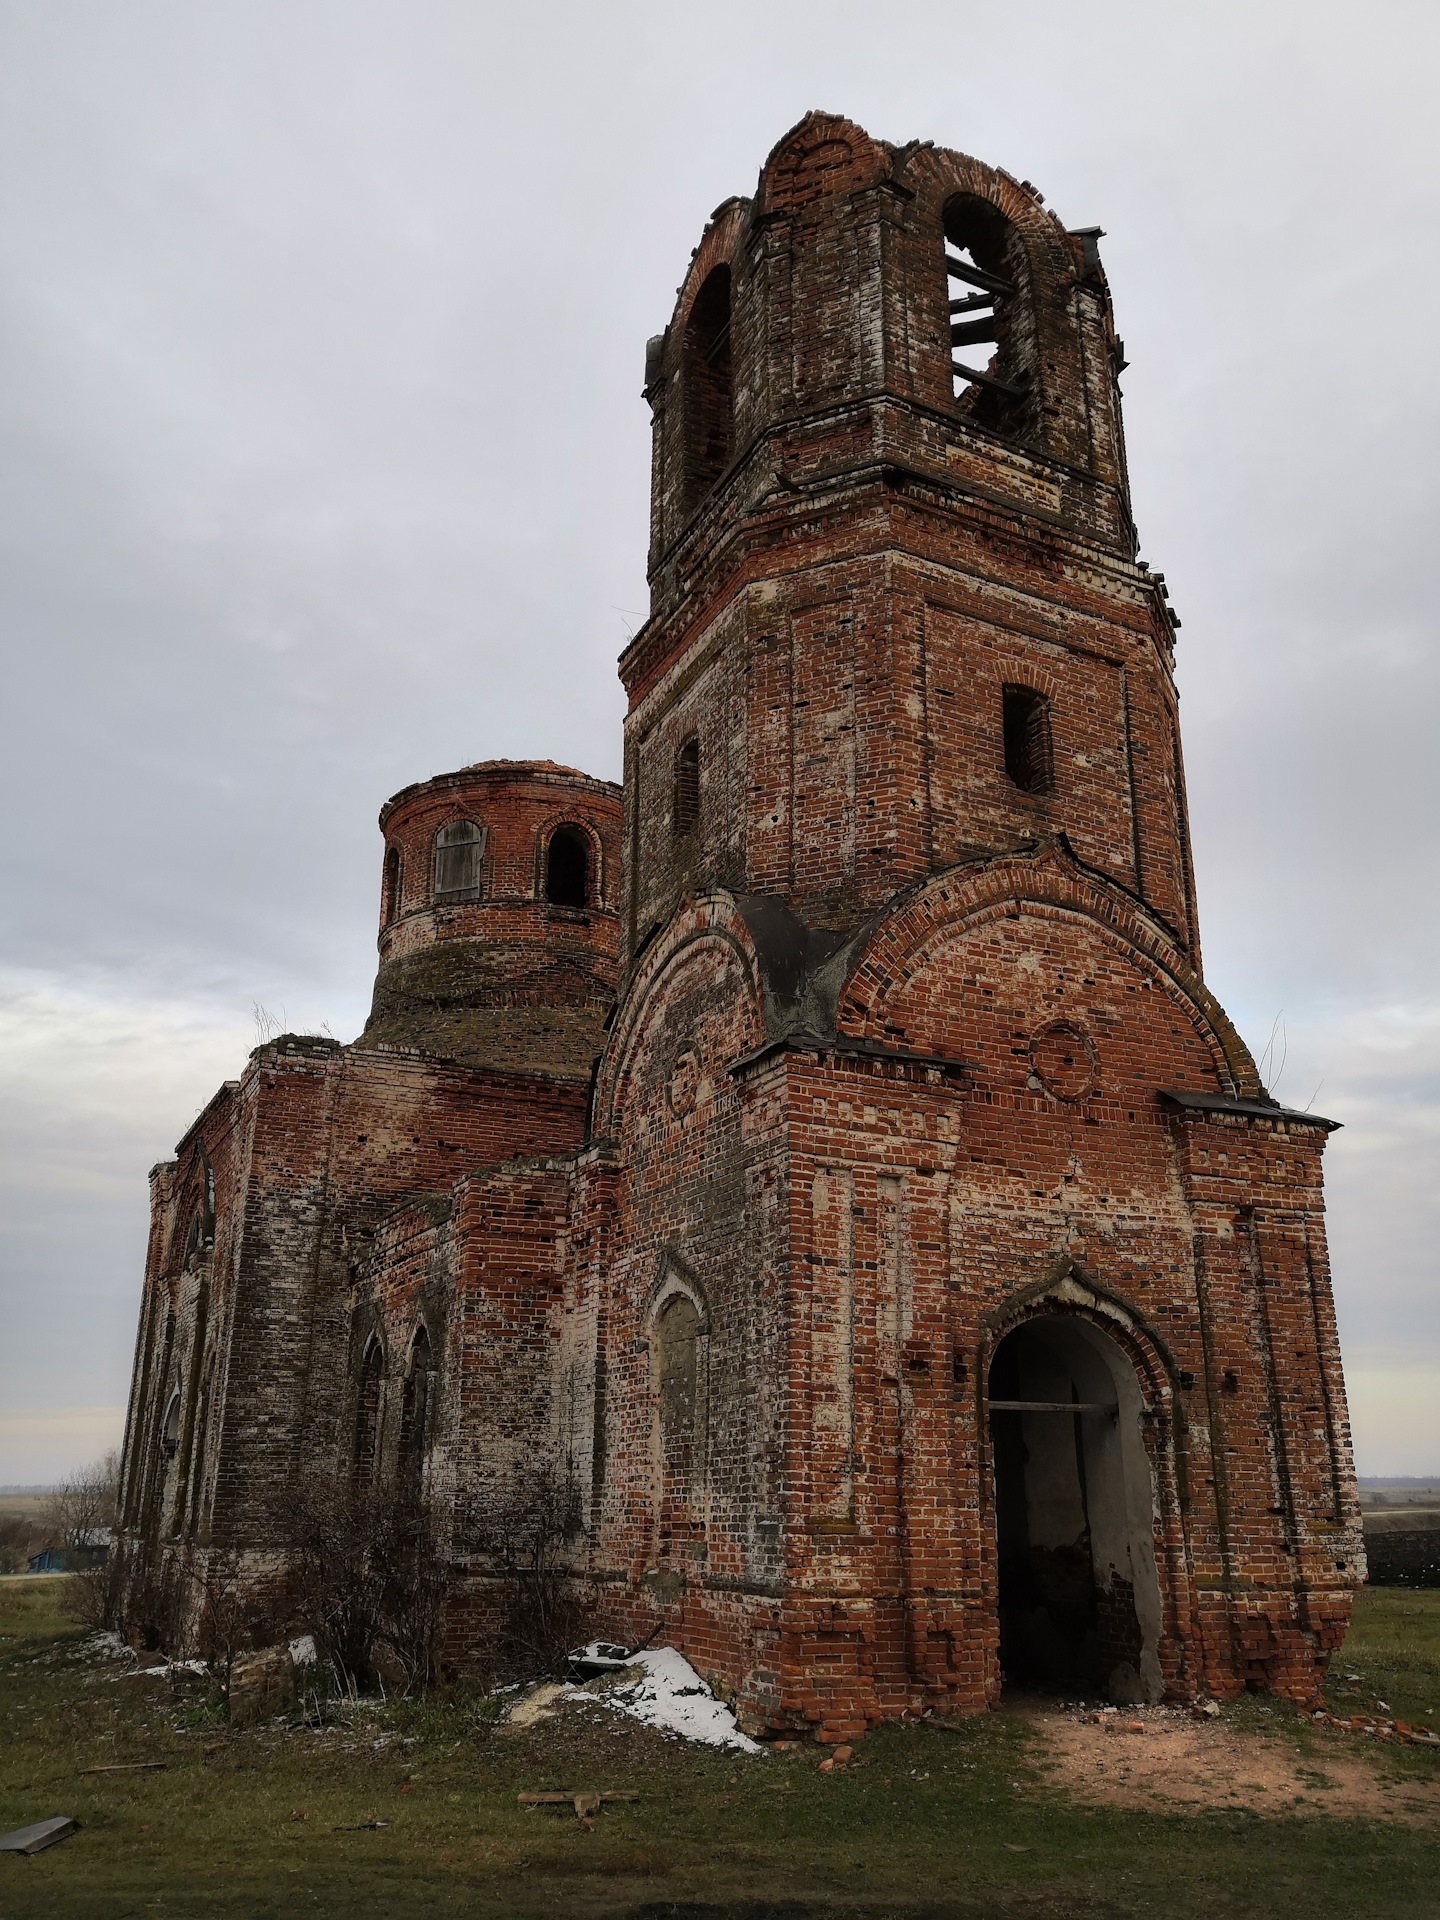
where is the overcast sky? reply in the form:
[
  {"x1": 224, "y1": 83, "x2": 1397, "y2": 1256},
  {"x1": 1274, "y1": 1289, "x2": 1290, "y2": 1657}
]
[{"x1": 2, "y1": 0, "x2": 1437, "y2": 1483}]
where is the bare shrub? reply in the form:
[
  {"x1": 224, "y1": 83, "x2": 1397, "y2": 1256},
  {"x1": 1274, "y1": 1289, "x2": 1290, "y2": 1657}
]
[
  {"x1": 92, "y1": 1532, "x2": 190, "y2": 1649},
  {"x1": 279, "y1": 1476, "x2": 447, "y2": 1694},
  {"x1": 0, "y1": 1511, "x2": 44, "y2": 1576},
  {"x1": 40, "y1": 1451, "x2": 119, "y2": 1554},
  {"x1": 464, "y1": 1463, "x2": 594, "y2": 1680},
  {"x1": 189, "y1": 1547, "x2": 280, "y2": 1686}
]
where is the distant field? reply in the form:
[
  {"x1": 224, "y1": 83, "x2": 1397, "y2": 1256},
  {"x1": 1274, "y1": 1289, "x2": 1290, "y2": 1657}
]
[{"x1": 0, "y1": 1495, "x2": 50, "y2": 1521}]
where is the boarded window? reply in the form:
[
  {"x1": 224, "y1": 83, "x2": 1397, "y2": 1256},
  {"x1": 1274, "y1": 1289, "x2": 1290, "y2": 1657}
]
[
  {"x1": 545, "y1": 826, "x2": 588, "y2": 908},
  {"x1": 673, "y1": 735, "x2": 700, "y2": 835},
  {"x1": 683, "y1": 265, "x2": 733, "y2": 512},
  {"x1": 943, "y1": 194, "x2": 1029, "y2": 432},
  {"x1": 354, "y1": 1340, "x2": 384, "y2": 1487},
  {"x1": 433, "y1": 820, "x2": 483, "y2": 900},
  {"x1": 382, "y1": 845, "x2": 403, "y2": 923},
  {"x1": 1002, "y1": 685, "x2": 1054, "y2": 794}
]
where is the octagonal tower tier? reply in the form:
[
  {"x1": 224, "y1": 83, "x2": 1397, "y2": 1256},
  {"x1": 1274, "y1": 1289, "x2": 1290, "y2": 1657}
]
[{"x1": 360, "y1": 759, "x2": 622, "y2": 1080}]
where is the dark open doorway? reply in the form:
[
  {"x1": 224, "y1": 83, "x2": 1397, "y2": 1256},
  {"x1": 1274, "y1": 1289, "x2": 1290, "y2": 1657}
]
[{"x1": 989, "y1": 1315, "x2": 1163, "y2": 1703}]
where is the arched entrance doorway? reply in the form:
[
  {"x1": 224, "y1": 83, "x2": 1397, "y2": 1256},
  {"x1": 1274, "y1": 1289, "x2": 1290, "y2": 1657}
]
[{"x1": 989, "y1": 1315, "x2": 1164, "y2": 1703}]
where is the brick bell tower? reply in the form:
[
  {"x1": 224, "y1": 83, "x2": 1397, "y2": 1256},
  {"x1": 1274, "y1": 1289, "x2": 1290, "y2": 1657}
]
[
  {"x1": 620, "y1": 110, "x2": 1193, "y2": 958},
  {"x1": 587, "y1": 112, "x2": 1361, "y2": 1735}
]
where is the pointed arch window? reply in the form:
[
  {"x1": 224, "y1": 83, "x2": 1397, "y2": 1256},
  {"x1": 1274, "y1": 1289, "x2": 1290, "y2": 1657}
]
[
  {"x1": 654, "y1": 1291, "x2": 706, "y2": 1549},
  {"x1": 673, "y1": 735, "x2": 700, "y2": 836},
  {"x1": 354, "y1": 1340, "x2": 384, "y2": 1487},
  {"x1": 943, "y1": 195, "x2": 1029, "y2": 425},
  {"x1": 161, "y1": 1388, "x2": 182, "y2": 1459},
  {"x1": 682, "y1": 265, "x2": 733, "y2": 512},
  {"x1": 545, "y1": 826, "x2": 589, "y2": 908},
  {"x1": 399, "y1": 1327, "x2": 434, "y2": 1487},
  {"x1": 433, "y1": 821, "x2": 484, "y2": 901}
]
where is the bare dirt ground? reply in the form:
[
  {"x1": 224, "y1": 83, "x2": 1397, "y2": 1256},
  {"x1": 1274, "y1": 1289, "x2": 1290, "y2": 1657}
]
[{"x1": 1012, "y1": 1698, "x2": 1440, "y2": 1825}]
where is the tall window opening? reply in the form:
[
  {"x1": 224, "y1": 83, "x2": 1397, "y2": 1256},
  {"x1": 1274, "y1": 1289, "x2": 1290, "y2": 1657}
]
[
  {"x1": 398, "y1": 1327, "x2": 433, "y2": 1487},
  {"x1": 673, "y1": 734, "x2": 700, "y2": 836},
  {"x1": 433, "y1": 821, "x2": 483, "y2": 901},
  {"x1": 354, "y1": 1339, "x2": 384, "y2": 1487},
  {"x1": 943, "y1": 195, "x2": 1028, "y2": 431},
  {"x1": 185, "y1": 1357, "x2": 214, "y2": 1536},
  {"x1": 655, "y1": 1293, "x2": 702, "y2": 1552},
  {"x1": 383, "y1": 845, "x2": 402, "y2": 923},
  {"x1": 545, "y1": 826, "x2": 588, "y2": 908},
  {"x1": 1002, "y1": 685, "x2": 1054, "y2": 794},
  {"x1": 161, "y1": 1389, "x2": 182, "y2": 1460},
  {"x1": 682, "y1": 265, "x2": 733, "y2": 512}
]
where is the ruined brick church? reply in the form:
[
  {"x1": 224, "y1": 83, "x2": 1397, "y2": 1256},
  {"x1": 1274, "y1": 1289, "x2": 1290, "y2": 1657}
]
[{"x1": 117, "y1": 113, "x2": 1363, "y2": 1737}]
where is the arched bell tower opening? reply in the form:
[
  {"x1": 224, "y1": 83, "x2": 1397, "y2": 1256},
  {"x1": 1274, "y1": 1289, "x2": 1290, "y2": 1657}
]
[{"x1": 989, "y1": 1314, "x2": 1164, "y2": 1704}]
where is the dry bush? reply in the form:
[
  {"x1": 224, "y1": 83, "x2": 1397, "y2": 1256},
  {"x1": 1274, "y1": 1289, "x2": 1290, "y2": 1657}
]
[
  {"x1": 0, "y1": 1512, "x2": 44, "y2": 1576},
  {"x1": 463, "y1": 1463, "x2": 595, "y2": 1680},
  {"x1": 87, "y1": 1532, "x2": 190, "y2": 1647},
  {"x1": 278, "y1": 1475, "x2": 447, "y2": 1694},
  {"x1": 40, "y1": 1451, "x2": 119, "y2": 1552}
]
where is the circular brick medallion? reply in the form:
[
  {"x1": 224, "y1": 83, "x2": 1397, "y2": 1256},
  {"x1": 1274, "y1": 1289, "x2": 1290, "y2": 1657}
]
[{"x1": 1027, "y1": 1021, "x2": 1096, "y2": 1102}]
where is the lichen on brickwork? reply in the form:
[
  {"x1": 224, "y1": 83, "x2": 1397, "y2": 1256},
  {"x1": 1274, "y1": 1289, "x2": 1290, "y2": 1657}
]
[{"x1": 115, "y1": 112, "x2": 1362, "y2": 1734}]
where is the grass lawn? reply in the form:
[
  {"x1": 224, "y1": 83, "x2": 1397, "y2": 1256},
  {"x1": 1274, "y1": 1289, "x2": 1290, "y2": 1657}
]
[{"x1": 1, "y1": 1577, "x2": 1437, "y2": 1918}]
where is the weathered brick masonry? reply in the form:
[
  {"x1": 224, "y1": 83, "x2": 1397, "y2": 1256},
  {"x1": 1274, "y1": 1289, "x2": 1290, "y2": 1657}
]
[{"x1": 118, "y1": 113, "x2": 1363, "y2": 1732}]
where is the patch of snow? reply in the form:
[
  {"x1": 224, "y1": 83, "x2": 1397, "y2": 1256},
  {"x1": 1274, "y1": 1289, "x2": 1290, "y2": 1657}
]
[
  {"x1": 587, "y1": 1647, "x2": 762, "y2": 1754},
  {"x1": 288, "y1": 1634, "x2": 317, "y2": 1668},
  {"x1": 82, "y1": 1630, "x2": 133, "y2": 1663}
]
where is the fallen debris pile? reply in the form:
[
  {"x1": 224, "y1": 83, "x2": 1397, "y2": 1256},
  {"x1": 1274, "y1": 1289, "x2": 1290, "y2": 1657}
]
[
  {"x1": 1311, "y1": 1708, "x2": 1439, "y2": 1748},
  {"x1": 504, "y1": 1646, "x2": 762, "y2": 1755}
]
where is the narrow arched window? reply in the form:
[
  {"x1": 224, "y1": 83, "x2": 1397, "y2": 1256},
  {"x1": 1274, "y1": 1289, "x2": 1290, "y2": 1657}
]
[
  {"x1": 1002, "y1": 685, "x2": 1054, "y2": 793},
  {"x1": 161, "y1": 1389, "x2": 182, "y2": 1459},
  {"x1": 185, "y1": 1357, "x2": 215, "y2": 1535},
  {"x1": 398, "y1": 1327, "x2": 433, "y2": 1488},
  {"x1": 682, "y1": 265, "x2": 733, "y2": 512},
  {"x1": 673, "y1": 735, "x2": 700, "y2": 836},
  {"x1": 944, "y1": 195, "x2": 1028, "y2": 428},
  {"x1": 433, "y1": 820, "x2": 483, "y2": 901},
  {"x1": 382, "y1": 845, "x2": 403, "y2": 924},
  {"x1": 545, "y1": 826, "x2": 588, "y2": 908},
  {"x1": 655, "y1": 1293, "x2": 703, "y2": 1538},
  {"x1": 354, "y1": 1340, "x2": 384, "y2": 1487}
]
